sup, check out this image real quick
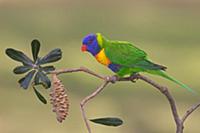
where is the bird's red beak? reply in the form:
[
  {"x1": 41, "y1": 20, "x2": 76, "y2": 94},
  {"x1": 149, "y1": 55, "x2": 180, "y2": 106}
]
[{"x1": 81, "y1": 44, "x2": 87, "y2": 52}]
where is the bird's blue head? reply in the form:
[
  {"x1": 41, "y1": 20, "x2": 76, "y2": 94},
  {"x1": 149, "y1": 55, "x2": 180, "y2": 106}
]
[{"x1": 81, "y1": 33, "x2": 101, "y2": 56}]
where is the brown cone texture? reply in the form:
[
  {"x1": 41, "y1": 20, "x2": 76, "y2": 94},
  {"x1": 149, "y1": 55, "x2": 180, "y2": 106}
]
[{"x1": 50, "y1": 74, "x2": 69, "y2": 123}]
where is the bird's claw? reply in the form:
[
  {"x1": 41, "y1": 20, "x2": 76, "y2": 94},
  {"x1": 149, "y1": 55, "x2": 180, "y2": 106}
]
[
  {"x1": 131, "y1": 80, "x2": 136, "y2": 83},
  {"x1": 130, "y1": 73, "x2": 139, "y2": 83},
  {"x1": 104, "y1": 75, "x2": 119, "y2": 83}
]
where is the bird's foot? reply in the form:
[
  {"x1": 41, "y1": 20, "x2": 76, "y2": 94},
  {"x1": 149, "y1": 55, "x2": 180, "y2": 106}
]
[
  {"x1": 104, "y1": 75, "x2": 119, "y2": 83},
  {"x1": 130, "y1": 73, "x2": 139, "y2": 83}
]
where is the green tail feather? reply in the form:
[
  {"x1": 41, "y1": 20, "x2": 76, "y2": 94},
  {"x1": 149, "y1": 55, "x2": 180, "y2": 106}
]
[{"x1": 146, "y1": 70, "x2": 195, "y2": 94}]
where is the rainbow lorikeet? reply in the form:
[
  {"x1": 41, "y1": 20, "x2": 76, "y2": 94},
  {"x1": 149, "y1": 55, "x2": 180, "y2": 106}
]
[{"x1": 81, "y1": 33, "x2": 194, "y2": 93}]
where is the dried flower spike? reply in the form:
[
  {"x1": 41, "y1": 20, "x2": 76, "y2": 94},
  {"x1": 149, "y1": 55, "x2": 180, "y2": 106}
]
[{"x1": 50, "y1": 74, "x2": 69, "y2": 123}]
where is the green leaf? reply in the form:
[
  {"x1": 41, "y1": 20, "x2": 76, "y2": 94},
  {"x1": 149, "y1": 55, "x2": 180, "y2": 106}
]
[
  {"x1": 31, "y1": 39, "x2": 40, "y2": 62},
  {"x1": 18, "y1": 70, "x2": 36, "y2": 89},
  {"x1": 13, "y1": 66, "x2": 32, "y2": 74},
  {"x1": 37, "y1": 71, "x2": 51, "y2": 89},
  {"x1": 5, "y1": 48, "x2": 33, "y2": 66},
  {"x1": 90, "y1": 117, "x2": 123, "y2": 127},
  {"x1": 38, "y1": 48, "x2": 62, "y2": 65},
  {"x1": 34, "y1": 72, "x2": 40, "y2": 85},
  {"x1": 42, "y1": 66, "x2": 55, "y2": 73},
  {"x1": 33, "y1": 86, "x2": 47, "y2": 104}
]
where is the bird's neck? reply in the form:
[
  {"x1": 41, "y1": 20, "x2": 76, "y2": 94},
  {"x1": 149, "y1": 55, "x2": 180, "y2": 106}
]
[
  {"x1": 96, "y1": 33, "x2": 108, "y2": 48},
  {"x1": 93, "y1": 34, "x2": 108, "y2": 56},
  {"x1": 91, "y1": 44, "x2": 101, "y2": 56}
]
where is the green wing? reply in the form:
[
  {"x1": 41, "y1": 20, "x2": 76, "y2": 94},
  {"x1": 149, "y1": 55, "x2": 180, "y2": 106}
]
[
  {"x1": 103, "y1": 38, "x2": 194, "y2": 93},
  {"x1": 104, "y1": 40, "x2": 147, "y2": 66},
  {"x1": 104, "y1": 40, "x2": 166, "y2": 71}
]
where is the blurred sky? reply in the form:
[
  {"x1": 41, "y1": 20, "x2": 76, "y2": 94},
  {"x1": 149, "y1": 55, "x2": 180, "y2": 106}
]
[{"x1": 0, "y1": 0, "x2": 200, "y2": 133}]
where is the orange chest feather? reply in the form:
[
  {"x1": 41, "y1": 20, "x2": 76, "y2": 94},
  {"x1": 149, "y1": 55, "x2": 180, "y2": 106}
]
[{"x1": 95, "y1": 49, "x2": 111, "y2": 66}]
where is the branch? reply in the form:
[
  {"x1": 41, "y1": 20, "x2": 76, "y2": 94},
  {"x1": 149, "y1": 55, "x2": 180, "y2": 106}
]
[
  {"x1": 182, "y1": 102, "x2": 200, "y2": 123},
  {"x1": 80, "y1": 81, "x2": 109, "y2": 133},
  {"x1": 50, "y1": 66, "x2": 104, "y2": 80},
  {"x1": 50, "y1": 67, "x2": 200, "y2": 133},
  {"x1": 137, "y1": 74, "x2": 183, "y2": 132}
]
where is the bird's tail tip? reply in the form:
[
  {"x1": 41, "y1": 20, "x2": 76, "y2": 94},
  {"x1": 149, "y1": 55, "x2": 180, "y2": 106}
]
[{"x1": 147, "y1": 70, "x2": 196, "y2": 94}]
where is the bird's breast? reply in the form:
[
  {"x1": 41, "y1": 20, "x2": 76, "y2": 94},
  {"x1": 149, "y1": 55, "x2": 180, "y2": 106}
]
[{"x1": 95, "y1": 49, "x2": 111, "y2": 66}]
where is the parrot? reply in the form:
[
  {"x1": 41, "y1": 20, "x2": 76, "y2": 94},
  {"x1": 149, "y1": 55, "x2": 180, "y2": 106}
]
[{"x1": 81, "y1": 33, "x2": 194, "y2": 93}]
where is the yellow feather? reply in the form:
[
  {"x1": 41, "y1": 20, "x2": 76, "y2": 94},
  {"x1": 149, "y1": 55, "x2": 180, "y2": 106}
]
[
  {"x1": 96, "y1": 33, "x2": 103, "y2": 47},
  {"x1": 95, "y1": 49, "x2": 111, "y2": 66}
]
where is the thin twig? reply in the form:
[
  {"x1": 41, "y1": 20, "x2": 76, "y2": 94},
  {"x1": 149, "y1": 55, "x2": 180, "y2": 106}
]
[
  {"x1": 50, "y1": 67, "x2": 200, "y2": 133},
  {"x1": 182, "y1": 102, "x2": 200, "y2": 123},
  {"x1": 80, "y1": 81, "x2": 109, "y2": 133},
  {"x1": 50, "y1": 66, "x2": 104, "y2": 79},
  {"x1": 137, "y1": 74, "x2": 183, "y2": 133}
]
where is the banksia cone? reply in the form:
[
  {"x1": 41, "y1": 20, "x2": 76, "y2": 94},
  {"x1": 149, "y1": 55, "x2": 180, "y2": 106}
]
[{"x1": 50, "y1": 74, "x2": 69, "y2": 123}]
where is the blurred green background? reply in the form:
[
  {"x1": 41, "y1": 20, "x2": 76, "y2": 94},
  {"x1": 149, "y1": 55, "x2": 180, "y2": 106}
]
[{"x1": 1, "y1": 0, "x2": 200, "y2": 133}]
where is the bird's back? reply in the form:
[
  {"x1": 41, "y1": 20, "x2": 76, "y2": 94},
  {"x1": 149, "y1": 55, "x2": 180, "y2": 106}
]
[
  {"x1": 103, "y1": 39, "x2": 166, "y2": 72},
  {"x1": 104, "y1": 39, "x2": 147, "y2": 66}
]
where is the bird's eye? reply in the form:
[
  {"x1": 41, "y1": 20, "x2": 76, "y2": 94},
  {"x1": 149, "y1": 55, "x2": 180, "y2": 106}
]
[{"x1": 88, "y1": 38, "x2": 94, "y2": 44}]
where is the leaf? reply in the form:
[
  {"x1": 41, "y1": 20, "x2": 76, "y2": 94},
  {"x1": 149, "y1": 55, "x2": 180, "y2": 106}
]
[
  {"x1": 90, "y1": 117, "x2": 123, "y2": 127},
  {"x1": 42, "y1": 66, "x2": 55, "y2": 73},
  {"x1": 5, "y1": 48, "x2": 33, "y2": 66},
  {"x1": 37, "y1": 71, "x2": 51, "y2": 89},
  {"x1": 13, "y1": 66, "x2": 32, "y2": 74},
  {"x1": 18, "y1": 70, "x2": 36, "y2": 89},
  {"x1": 34, "y1": 70, "x2": 53, "y2": 87},
  {"x1": 31, "y1": 39, "x2": 40, "y2": 62},
  {"x1": 34, "y1": 72, "x2": 40, "y2": 85},
  {"x1": 38, "y1": 48, "x2": 62, "y2": 65},
  {"x1": 33, "y1": 86, "x2": 47, "y2": 104}
]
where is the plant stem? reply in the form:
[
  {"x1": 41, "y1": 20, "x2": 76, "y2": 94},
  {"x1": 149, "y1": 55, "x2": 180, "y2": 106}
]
[{"x1": 51, "y1": 67, "x2": 200, "y2": 133}]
